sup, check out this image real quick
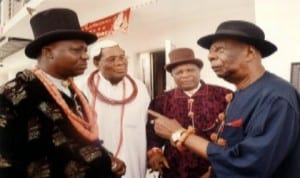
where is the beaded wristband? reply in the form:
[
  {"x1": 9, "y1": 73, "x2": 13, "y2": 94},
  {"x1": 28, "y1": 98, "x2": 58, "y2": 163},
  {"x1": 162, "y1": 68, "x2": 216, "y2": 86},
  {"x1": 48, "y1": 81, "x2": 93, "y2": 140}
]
[
  {"x1": 170, "y1": 128, "x2": 187, "y2": 147},
  {"x1": 176, "y1": 126, "x2": 195, "y2": 152}
]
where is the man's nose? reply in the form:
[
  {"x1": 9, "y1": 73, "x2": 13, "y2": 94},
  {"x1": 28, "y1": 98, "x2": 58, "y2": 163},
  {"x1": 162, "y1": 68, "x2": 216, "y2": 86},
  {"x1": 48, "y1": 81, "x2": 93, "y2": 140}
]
[
  {"x1": 81, "y1": 52, "x2": 89, "y2": 60},
  {"x1": 208, "y1": 51, "x2": 216, "y2": 62}
]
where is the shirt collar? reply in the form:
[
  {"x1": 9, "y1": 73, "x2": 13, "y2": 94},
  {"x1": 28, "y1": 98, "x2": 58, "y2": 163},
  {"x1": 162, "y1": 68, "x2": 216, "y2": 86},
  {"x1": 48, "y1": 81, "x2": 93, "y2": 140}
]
[
  {"x1": 44, "y1": 73, "x2": 72, "y2": 97},
  {"x1": 184, "y1": 82, "x2": 201, "y2": 97}
]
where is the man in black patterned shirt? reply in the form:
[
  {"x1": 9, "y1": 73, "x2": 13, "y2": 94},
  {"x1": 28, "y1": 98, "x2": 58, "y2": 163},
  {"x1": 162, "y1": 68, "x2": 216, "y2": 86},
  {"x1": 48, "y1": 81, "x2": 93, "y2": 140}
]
[{"x1": 0, "y1": 8, "x2": 125, "y2": 178}]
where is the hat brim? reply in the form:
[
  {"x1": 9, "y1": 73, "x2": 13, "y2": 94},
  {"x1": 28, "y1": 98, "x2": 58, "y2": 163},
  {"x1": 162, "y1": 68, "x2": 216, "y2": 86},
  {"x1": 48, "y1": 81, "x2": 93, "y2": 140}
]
[
  {"x1": 25, "y1": 30, "x2": 97, "y2": 58},
  {"x1": 165, "y1": 59, "x2": 203, "y2": 72},
  {"x1": 197, "y1": 33, "x2": 277, "y2": 58}
]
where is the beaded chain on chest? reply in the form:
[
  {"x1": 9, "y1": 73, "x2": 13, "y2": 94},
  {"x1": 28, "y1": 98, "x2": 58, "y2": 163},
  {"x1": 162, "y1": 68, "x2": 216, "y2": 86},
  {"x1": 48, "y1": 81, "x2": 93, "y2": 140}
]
[{"x1": 31, "y1": 67, "x2": 98, "y2": 142}]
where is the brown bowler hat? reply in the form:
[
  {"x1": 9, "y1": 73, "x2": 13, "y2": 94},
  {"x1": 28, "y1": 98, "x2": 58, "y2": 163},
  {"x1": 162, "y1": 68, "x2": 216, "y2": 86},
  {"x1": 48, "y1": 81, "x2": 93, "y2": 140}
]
[{"x1": 165, "y1": 48, "x2": 203, "y2": 72}]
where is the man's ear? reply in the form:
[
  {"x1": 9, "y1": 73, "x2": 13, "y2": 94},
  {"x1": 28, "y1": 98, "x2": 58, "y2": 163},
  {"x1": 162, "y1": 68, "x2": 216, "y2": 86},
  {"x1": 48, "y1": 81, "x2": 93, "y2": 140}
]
[
  {"x1": 170, "y1": 70, "x2": 175, "y2": 77},
  {"x1": 41, "y1": 46, "x2": 54, "y2": 59},
  {"x1": 246, "y1": 45, "x2": 261, "y2": 62},
  {"x1": 93, "y1": 59, "x2": 99, "y2": 66}
]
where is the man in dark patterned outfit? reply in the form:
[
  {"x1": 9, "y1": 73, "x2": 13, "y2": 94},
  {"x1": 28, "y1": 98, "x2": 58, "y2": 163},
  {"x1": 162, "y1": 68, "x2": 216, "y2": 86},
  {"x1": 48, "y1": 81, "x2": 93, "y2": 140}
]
[
  {"x1": 0, "y1": 8, "x2": 125, "y2": 178},
  {"x1": 146, "y1": 48, "x2": 231, "y2": 178}
]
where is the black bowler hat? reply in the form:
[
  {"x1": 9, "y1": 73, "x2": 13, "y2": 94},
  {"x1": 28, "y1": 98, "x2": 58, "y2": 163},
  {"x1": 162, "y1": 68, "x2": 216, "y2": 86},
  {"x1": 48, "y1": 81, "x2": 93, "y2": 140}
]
[
  {"x1": 25, "y1": 8, "x2": 97, "y2": 58},
  {"x1": 197, "y1": 20, "x2": 277, "y2": 57}
]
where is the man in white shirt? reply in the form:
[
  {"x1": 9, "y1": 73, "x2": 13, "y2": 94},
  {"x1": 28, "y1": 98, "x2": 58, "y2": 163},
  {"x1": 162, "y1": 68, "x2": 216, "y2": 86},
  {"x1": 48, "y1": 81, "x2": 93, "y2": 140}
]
[{"x1": 84, "y1": 40, "x2": 150, "y2": 178}]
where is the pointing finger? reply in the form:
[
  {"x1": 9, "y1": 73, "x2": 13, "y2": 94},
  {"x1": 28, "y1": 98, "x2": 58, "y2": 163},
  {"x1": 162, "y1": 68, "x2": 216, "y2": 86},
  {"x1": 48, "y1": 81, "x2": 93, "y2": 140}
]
[{"x1": 148, "y1": 109, "x2": 163, "y2": 118}]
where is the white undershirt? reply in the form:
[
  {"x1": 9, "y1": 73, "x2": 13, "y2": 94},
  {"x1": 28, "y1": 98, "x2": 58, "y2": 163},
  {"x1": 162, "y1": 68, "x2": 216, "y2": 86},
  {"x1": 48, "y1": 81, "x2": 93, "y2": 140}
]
[
  {"x1": 44, "y1": 73, "x2": 72, "y2": 97},
  {"x1": 184, "y1": 83, "x2": 201, "y2": 97}
]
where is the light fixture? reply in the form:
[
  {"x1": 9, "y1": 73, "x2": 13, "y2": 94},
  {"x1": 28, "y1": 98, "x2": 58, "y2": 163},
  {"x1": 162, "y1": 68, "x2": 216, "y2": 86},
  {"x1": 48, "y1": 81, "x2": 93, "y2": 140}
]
[{"x1": 0, "y1": 36, "x2": 32, "y2": 63}]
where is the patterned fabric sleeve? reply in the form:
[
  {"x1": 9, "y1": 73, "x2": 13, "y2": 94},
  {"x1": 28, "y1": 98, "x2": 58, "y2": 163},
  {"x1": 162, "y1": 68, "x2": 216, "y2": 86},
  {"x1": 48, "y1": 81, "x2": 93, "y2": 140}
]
[
  {"x1": 0, "y1": 81, "x2": 28, "y2": 177},
  {"x1": 0, "y1": 71, "x2": 117, "y2": 178},
  {"x1": 146, "y1": 98, "x2": 165, "y2": 151}
]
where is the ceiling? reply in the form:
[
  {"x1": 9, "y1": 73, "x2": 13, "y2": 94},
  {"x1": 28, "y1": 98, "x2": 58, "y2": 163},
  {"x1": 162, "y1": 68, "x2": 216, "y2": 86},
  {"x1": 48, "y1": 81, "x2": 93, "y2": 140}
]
[
  {"x1": 0, "y1": 0, "x2": 253, "y2": 63},
  {"x1": 0, "y1": 0, "x2": 212, "y2": 62},
  {"x1": 0, "y1": 37, "x2": 31, "y2": 60},
  {"x1": 3, "y1": 0, "x2": 250, "y2": 39}
]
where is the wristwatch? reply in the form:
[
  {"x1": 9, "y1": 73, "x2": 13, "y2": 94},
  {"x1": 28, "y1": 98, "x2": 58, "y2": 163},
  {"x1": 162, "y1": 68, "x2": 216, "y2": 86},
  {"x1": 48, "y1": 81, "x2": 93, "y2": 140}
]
[{"x1": 170, "y1": 128, "x2": 186, "y2": 147}]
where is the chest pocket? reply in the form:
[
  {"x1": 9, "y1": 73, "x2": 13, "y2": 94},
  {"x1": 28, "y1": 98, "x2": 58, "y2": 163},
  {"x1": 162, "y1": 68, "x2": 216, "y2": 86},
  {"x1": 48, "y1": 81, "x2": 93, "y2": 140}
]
[{"x1": 222, "y1": 118, "x2": 245, "y2": 146}]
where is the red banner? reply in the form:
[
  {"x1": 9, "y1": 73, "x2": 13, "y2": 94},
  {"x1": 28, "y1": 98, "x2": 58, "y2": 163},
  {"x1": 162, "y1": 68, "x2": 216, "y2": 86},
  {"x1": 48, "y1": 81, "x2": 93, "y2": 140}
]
[{"x1": 81, "y1": 8, "x2": 131, "y2": 39}]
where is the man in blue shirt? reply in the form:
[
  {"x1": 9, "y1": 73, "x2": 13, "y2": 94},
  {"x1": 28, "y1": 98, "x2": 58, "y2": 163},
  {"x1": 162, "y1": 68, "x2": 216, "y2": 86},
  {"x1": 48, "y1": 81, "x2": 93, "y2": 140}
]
[{"x1": 149, "y1": 20, "x2": 300, "y2": 178}]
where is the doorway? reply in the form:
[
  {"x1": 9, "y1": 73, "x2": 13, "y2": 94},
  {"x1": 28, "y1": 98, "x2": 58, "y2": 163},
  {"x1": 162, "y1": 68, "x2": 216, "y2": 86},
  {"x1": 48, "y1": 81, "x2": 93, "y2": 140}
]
[
  {"x1": 140, "y1": 50, "x2": 166, "y2": 99},
  {"x1": 151, "y1": 50, "x2": 166, "y2": 98}
]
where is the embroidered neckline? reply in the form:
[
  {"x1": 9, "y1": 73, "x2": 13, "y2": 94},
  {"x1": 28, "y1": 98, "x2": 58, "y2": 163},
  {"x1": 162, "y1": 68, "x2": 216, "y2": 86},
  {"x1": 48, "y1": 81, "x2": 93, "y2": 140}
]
[
  {"x1": 210, "y1": 92, "x2": 234, "y2": 146},
  {"x1": 31, "y1": 67, "x2": 98, "y2": 142}
]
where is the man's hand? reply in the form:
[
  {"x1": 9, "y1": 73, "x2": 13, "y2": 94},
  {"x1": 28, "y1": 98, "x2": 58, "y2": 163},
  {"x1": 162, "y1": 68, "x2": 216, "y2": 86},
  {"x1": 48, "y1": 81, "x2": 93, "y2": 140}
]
[
  {"x1": 111, "y1": 157, "x2": 126, "y2": 176},
  {"x1": 148, "y1": 109, "x2": 184, "y2": 139},
  {"x1": 200, "y1": 166, "x2": 211, "y2": 178},
  {"x1": 148, "y1": 151, "x2": 170, "y2": 173}
]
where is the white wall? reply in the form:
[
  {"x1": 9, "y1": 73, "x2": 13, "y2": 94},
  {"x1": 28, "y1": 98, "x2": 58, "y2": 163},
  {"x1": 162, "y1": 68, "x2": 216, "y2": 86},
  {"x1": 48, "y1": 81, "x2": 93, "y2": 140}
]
[
  {"x1": 0, "y1": 49, "x2": 36, "y2": 85},
  {"x1": 86, "y1": 0, "x2": 255, "y2": 91},
  {"x1": 255, "y1": 0, "x2": 300, "y2": 82},
  {"x1": 2, "y1": 0, "x2": 299, "y2": 91}
]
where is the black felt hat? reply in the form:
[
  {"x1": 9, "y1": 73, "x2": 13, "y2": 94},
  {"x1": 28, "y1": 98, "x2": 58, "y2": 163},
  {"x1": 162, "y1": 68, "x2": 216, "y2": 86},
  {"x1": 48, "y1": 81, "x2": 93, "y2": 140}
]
[
  {"x1": 25, "y1": 8, "x2": 97, "y2": 58},
  {"x1": 197, "y1": 20, "x2": 277, "y2": 57}
]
